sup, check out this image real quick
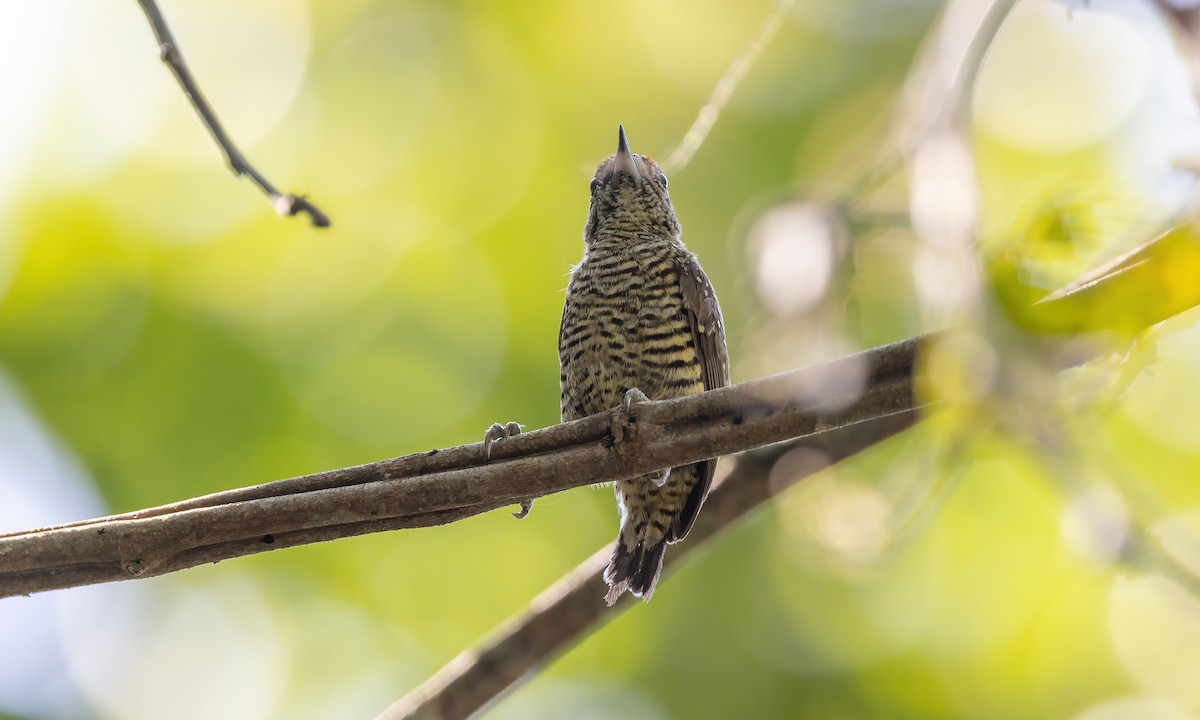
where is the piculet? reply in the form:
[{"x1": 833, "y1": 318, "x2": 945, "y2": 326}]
[{"x1": 558, "y1": 126, "x2": 731, "y2": 604}]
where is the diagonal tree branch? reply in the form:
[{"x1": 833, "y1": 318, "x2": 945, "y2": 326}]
[
  {"x1": 135, "y1": 0, "x2": 330, "y2": 227},
  {"x1": 378, "y1": 409, "x2": 921, "y2": 720},
  {"x1": 377, "y1": 220, "x2": 1200, "y2": 718}
]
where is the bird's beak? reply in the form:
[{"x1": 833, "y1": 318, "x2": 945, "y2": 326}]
[{"x1": 611, "y1": 124, "x2": 642, "y2": 188}]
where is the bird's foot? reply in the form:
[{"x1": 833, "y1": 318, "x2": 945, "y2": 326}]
[
  {"x1": 624, "y1": 387, "x2": 651, "y2": 412},
  {"x1": 513, "y1": 498, "x2": 534, "y2": 520},
  {"x1": 482, "y1": 421, "x2": 533, "y2": 519},
  {"x1": 483, "y1": 421, "x2": 523, "y2": 459},
  {"x1": 611, "y1": 387, "x2": 650, "y2": 447}
]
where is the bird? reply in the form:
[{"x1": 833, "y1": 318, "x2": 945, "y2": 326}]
[{"x1": 559, "y1": 125, "x2": 730, "y2": 605}]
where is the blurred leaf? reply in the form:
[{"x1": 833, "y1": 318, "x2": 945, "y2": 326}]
[{"x1": 992, "y1": 218, "x2": 1200, "y2": 336}]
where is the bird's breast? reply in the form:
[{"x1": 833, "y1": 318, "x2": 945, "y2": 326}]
[{"x1": 560, "y1": 244, "x2": 703, "y2": 419}]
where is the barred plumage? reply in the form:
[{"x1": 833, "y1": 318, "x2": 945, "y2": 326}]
[{"x1": 559, "y1": 126, "x2": 730, "y2": 605}]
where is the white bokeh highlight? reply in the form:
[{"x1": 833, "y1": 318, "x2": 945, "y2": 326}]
[
  {"x1": 1110, "y1": 575, "x2": 1200, "y2": 708},
  {"x1": 1060, "y1": 487, "x2": 1130, "y2": 566},
  {"x1": 1073, "y1": 696, "x2": 1197, "y2": 720},
  {"x1": 909, "y1": 132, "x2": 979, "y2": 249},
  {"x1": 0, "y1": 373, "x2": 289, "y2": 720},
  {"x1": 974, "y1": 0, "x2": 1154, "y2": 152},
  {"x1": 749, "y1": 203, "x2": 840, "y2": 315},
  {"x1": 0, "y1": 373, "x2": 108, "y2": 718},
  {"x1": 60, "y1": 580, "x2": 288, "y2": 720}
]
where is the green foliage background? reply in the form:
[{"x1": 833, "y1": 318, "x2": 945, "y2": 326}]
[{"x1": 4, "y1": 1, "x2": 1200, "y2": 719}]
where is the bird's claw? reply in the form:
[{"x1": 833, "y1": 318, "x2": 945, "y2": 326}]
[
  {"x1": 513, "y1": 499, "x2": 534, "y2": 520},
  {"x1": 483, "y1": 420, "x2": 522, "y2": 460},
  {"x1": 611, "y1": 387, "x2": 651, "y2": 446},
  {"x1": 483, "y1": 421, "x2": 533, "y2": 519},
  {"x1": 623, "y1": 387, "x2": 651, "y2": 411}
]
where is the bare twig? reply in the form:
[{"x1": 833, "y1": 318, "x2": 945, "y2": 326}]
[
  {"x1": 662, "y1": 0, "x2": 796, "y2": 174},
  {"x1": 379, "y1": 409, "x2": 920, "y2": 720},
  {"x1": 0, "y1": 335, "x2": 922, "y2": 598},
  {"x1": 836, "y1": 0, "x2": 1019, "y2": 216},
  {"x1": 135, "y1": 0, "x2": 330, "y2": 227}
]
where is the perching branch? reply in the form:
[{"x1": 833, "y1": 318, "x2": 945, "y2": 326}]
[
  {"x1": 135, "y1": 0, "x2": 330, "y2": 227},
  {"x1": 1, "y1": 219, "x2": 1196, "y2": 608},
  {"x1": 0, "y1": 335, "x2": 922, "y2": 598},
  {"x1": 378, "y1": 409, "x2": 921, "y2": 720}
]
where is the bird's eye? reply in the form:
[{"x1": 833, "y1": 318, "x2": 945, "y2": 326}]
[
  {"x1": 657, "y1": 174, "x2": 668, "y2": 189},
  {"x1": 589, "y1": 179, "x2": 601, "y2": 194}
]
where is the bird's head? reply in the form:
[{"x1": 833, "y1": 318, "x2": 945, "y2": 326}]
[{"x1": 584, "y1": 126, "x2": 681, "y2": 245}]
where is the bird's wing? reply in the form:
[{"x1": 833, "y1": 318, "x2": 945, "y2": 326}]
[{"x1": 668, "y1": 252, "x2": 731, "y2": 542}]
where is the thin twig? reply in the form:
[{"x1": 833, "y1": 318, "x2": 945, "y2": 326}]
[
  {"x1": 379, "y1": 409, "x2": 920, "y2": 720},
  {"x1": 944, "y1": 0, "x2": 1020, "y2": 130},
  {"x1": 662, "y1": 0, "x2": 796, "y2": 174},
  {"x1": 135, "y1": 0, "x2": 330, "y2": 227},
  {"x1": 836, "y1": 0, "x2": 1019, "y2": 216}
]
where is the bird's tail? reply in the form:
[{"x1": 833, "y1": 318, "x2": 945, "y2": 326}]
[{"x1": 603, "y1": 538, "x2": 666, "y2": 606}]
